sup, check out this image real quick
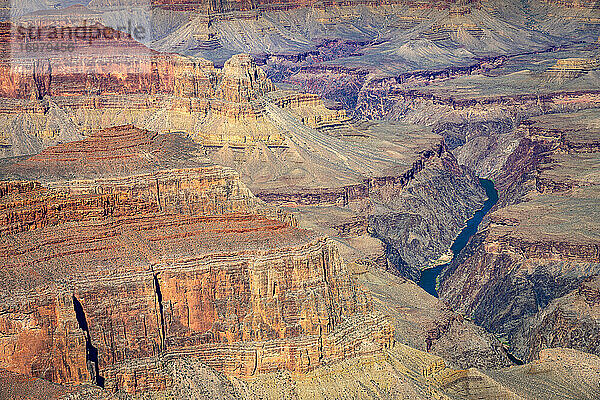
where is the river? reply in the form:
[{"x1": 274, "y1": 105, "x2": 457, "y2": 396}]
[{"x1": 418, "y1": 178, "x2": 499, "y2": 297}]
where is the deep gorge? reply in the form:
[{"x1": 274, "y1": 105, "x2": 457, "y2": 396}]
[{"x1": 419, "y1": 178, "x2": 499, "y2": 297}]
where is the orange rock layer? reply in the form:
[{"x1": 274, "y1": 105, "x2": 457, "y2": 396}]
[
  {"x1": 0, "y1": 126, "x2": 258, "y2": 233},
  {"x1": 0, "y1": 126, "x2": 393, "y2": 394},
  {"x1": 0, "y1": 211, "x2": 388, "y2": 392},
  {"x1": 0, "y1": 22, "x2": 273, "y2": 104}
]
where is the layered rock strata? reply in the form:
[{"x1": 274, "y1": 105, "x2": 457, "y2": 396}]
[
  {"x1": 0, "y1": 211, "x2": 378, "y2": 391},
  {"x1": 438, "y1": 109, "x2": 600, "y2": 362},
  {"x1": 0, "y1": 37, "x2": 491, "y2": 288},
  {"x1": 5, "y1": 342, "x2": 600, "y2": 400},
  {"x1": 0, "y1": 125, "x2": 391, "y2": 396},
  {"x1": 0, "y1": 20, "x2": 271, "y2": 103},
  {"x1": 0, "y1": 125, "x2": 260, "y2": 233}
]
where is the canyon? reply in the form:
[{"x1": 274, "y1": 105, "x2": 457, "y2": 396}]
[
  {"x1": 438, "y1": 109, "x2": 600, "y2": 363},
  {"x1": 0, "y1": 0, "x2": 599, "y2": 399}
]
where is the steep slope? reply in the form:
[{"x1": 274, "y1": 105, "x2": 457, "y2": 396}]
[
  {"x1": 0, "y1": 125, "x2": 393, "y2": 397},
  {"x1": 513, "y1": 276, "x2": 600, "y2": 361},
  {"x1": 357, "y1": 268, "x2": 510, "y2": 369},
  {"x1": 438, "y1": 109, "x2": 600, "y2": 362}
]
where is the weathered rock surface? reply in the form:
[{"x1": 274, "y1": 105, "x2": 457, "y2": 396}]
[
  {"x1": 209, "y1": 111, "x2": 487, "y2": 280},
  {"x1": 0, "y1": 28, "x2": 514, "y2": 397},
  {"x1": 0, "y1": 9, "x2": 491, "y2": 286},
  {"x1": 4, "y1": 2, "x2": 600, "y2": 398},
  {"x1": 0, "y1": 125, "x2": 392, "y2": 396},
  {"x1": 438, "y1": 109, "x2": 600, "y2": 362},
  {"x1": 0, "y1": 368, "x2": 116, "y2": 400},
  {"x1": 513, "y1": 276, "x2": 600, "y2": 362},
  {"x1": 5, "y1": 342, "x2": 600, "y2": 400},
  {"x1": 367, "y1": 149, "x2": 485, "y2": 279},
  {"x1": 0, "y1": 125, "x2": 261, "y2": 234},
  {"x1": 356, "y1": 268, "x2": 511, "y2": 370},
  {"x1": 0, "y1": 211, "x2": 378, "y2": 388},
  {"x1": 216, "y1": 54, "x2": 274, "y2": 103},
  {"x1": 486, "y1": 348, "x2": 600, "y2": 400}
]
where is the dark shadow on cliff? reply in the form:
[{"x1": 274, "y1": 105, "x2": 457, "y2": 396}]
[{"x1": 73, "y1": 295, "x2": 105, "y2": 388}]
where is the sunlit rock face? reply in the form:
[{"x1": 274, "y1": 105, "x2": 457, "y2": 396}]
[
  {"x1": 1, "y1": 0, "x2": 600, "y2": 399},
  {"x1": 0, "y1": 125, "x2": 393, "y2": 395},
  {"x1": 216, "y1": 54, "x2": 274, "y2": 102}
]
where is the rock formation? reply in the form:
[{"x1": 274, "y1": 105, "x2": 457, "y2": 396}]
[
  {"x1": 356, "y1": 268, "x2": 511, "y2": 369},
  {"x1": 514, "y1": 276, "x2": 600, "y2": 361},
  {"x1": 0, "y1": 125, "x2": 393, "y2": 396},
  {"x1": 438, "y1": 109, "x2": 600, "y2": 362},
  {"x1": 0, "y1": 25, "x2": 491, "y2": 284},
  {"x1": 2, "y1": 1, "x2": 600, "y2": 398},
  {"x1": 216, "y1": 54, "x2": 274, "y2": 102}
]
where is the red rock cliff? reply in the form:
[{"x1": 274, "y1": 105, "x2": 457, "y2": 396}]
[{"x1": 0, "y1": 125, "x2": 393, "y2": 394}]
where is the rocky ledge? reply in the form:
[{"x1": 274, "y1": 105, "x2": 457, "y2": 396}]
[
  {"x1": 438, "y1": 109, "x2": 600, "y2": 362},
  {"x1": 0, "y1": 125, "x2": 392, "y2": 395}
]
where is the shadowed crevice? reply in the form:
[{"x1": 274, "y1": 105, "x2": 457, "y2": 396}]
[
  {"x1": 153, "y1": 274, "x2": 166, "y2": 352},
  {"x1": 73, "y1": 295, "x2": 105, "y2": 388}
]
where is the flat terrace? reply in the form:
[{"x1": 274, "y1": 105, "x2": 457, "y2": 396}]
[
  {"x1": 397, "y1": 47, "x2": 600, "y2": 100},
  {"x1": 490, "y1": 186, "x2": 600, "y2": 245},
  {"x1": 529, "y1": 108, "x2": 600, "y2": 146},
  {"x1": 489, "y1": 110, "x2": 600, "y2": 245}
]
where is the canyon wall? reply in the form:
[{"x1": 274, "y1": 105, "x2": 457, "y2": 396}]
[
  {"x1": 365, "y1": 139, "x2": 486, "y2": 280},
  {"x1": 0, "y1": 125, "x2": 393, "y2": 396},
  {"x1": 438, "y1": 110, "x2": 600, "y2": 362}
]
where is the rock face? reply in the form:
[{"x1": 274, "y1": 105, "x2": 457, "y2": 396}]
[
  {"x1": 438, "y1": 109, "x2": 600, "y2": 362},
  {"x1": 486, "y1": 348, "x2": 600, "y2": 400},
  {"x1": 356, "y1": 268, "x2": 511, "y2": 369},
  {"x1": 149, "y1": 0, "x2": 468, "y2": 13},
  {"x1": 0, "y1": 368, "x2": 116, "y2": 400},
  {"x1": 5, "y1": 341, "x2": 600, "y2": 400},
  {"x1": 217, "y1": 54, "x2": 274, "y2": 103},
  {"x1": 6, "y1": 124, "x2": 212, "y2": 179},
  {"x1": 0, "y1": 125, "x2": 259, "y2": 234},
  {"x1": 0, "y1": 21, "x2": 285, "y2": 158},
  {"x1": 0, "y1": 20, "x2": 274, "y2": 103},
  {"x1": 514, "y1": 277, "x2": 600, "y2": 361},
  {"x1": 367, "y1": 148, "x2": 485, "y2": 279},
  {"x1": 0, "y1": 28, "x2": 490, "y2": 283},
  {"x1": 0, "y1": 27, "x2": 505, "y2": 387},
  {"x1": 0, "y1": 212, "x2": 375, "y2": 389},
  {"x1": 0, "y1": 125, "x2": 392, "y2": 395}
]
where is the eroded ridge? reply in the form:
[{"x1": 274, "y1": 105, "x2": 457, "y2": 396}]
[{"x1": 0, "y1": 125, "x2": 393, "y2": 394}]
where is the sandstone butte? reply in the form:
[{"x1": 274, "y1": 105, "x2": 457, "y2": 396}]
[
  {"x1": 0, "y1": 19, "x2": 352, "y2": 163},
  {"x1": 0, "y1": 124, "x2": 394, "y2": 395}
]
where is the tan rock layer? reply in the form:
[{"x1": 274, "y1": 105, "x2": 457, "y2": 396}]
[{"x1": 256, "y1": 141, "x2": 444, "y2": 205}]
